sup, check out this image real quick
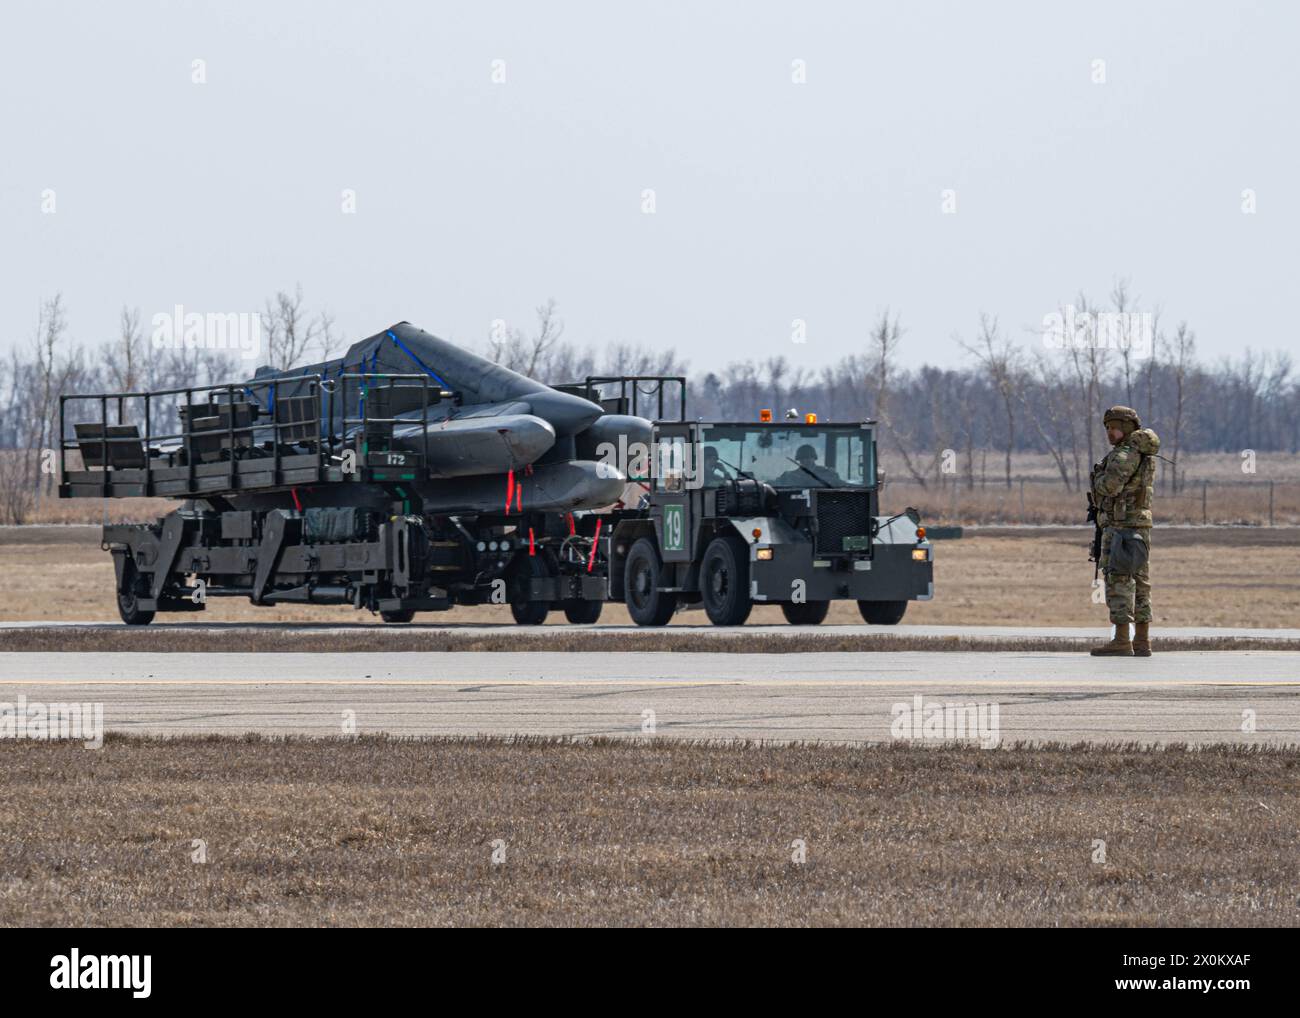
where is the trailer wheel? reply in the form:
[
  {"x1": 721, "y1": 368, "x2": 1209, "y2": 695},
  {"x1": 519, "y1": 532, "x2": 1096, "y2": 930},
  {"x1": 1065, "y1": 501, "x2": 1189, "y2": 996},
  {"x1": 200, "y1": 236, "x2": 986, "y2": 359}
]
[
  {"x1": 781, "y1": 600, "x2": 829, "y2": 626},
  {"x1": 625, "y1": 537, "x2": 677, "y2": 626},
  {"x1": 117, "y1": 565, "x2": 155, "y2": 627},
  {"x1": 380, "y1": 609, "x2": 416, "y2": 624},
  {"x1": 858, "y1": 599, "x2": 907, "y2": 625},
  {"x1": 701, "y1": 535, "x2": 752, "y2": 626},
  {"x1": 509, "y1": 555, "x2": 551, "y2": 626},
  {"x1": 563, "y1": 600, "x2": 603, "y2": 625}
]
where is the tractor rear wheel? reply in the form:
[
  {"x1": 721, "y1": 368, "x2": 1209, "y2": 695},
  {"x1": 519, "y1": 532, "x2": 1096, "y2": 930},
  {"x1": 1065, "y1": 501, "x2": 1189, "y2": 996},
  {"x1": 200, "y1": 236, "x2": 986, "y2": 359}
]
[
  {"x1": 625, "y1": 537, "x2": 678, "y2": 626},
  {"x1": 701, "y1": 535, "x2": 752, "y2": 626}
]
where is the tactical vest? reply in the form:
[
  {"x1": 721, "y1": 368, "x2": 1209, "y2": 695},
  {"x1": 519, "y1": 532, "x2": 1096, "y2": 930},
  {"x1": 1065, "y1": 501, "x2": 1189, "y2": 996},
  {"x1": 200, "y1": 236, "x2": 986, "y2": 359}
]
[{"x1": 1096, "y1": 430, "x2": 1158, "y2": 528}]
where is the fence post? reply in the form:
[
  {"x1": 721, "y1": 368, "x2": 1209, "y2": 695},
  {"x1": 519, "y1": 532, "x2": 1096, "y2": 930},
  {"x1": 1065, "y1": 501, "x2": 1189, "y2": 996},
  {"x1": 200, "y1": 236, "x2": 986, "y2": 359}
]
[
  {"x1": 1019, "y1": 477, "x2": 1025, "y2": 520},
  {"x1": 1269, "y1": 480, "x2": 1275, "y2": 527},
  {"x1": 1202, "y1": 480, "x2": 1208, "y2": 525}
]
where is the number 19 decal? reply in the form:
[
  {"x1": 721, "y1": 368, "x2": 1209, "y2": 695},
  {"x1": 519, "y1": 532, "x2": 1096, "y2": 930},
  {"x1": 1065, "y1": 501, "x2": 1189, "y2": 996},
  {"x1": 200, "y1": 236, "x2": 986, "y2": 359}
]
[{"x1": 662, "y1": 504, "x2": 685, "y2": 552}]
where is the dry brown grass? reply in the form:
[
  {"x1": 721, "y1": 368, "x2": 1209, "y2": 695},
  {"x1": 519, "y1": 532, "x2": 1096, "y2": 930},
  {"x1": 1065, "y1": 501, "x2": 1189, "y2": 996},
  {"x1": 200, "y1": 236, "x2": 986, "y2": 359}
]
[
  {"x1": 2, "y1": 526, "x2": 1296, "y2": 629},
  {"x1": 880, "y1": 450, "x2": 1300, "y2": 485},
  {"x1": 881, "y1": 450, "x2": 1300, "y2": 525},
  {"x1": 1, "y1": 735, "x2": 1297, "y2": 927}
]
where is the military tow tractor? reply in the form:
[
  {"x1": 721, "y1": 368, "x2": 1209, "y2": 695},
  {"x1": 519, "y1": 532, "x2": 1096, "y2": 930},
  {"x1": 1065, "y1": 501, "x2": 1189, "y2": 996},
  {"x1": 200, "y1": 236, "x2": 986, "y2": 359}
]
[{"x1": 599, "y1": 414, "x2": 935, "y2": 626}]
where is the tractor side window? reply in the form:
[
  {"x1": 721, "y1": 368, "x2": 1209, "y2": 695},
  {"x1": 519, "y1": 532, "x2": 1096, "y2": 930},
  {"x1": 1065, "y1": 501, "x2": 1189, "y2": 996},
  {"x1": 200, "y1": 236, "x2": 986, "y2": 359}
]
[
  {"x1": 700, "y1": 437, "x2": 743, "y2": 488},
  {"x1": 655, "y1": 435, "x2": 688, "y2": 492},
  {"x1": 828, "y1": 433, "x2": 871, "y2": 486}
]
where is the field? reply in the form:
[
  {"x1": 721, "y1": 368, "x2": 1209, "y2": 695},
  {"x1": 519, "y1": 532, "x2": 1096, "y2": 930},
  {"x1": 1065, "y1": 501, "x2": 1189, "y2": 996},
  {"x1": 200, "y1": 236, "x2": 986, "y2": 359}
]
[
  {"x1": 13, "y1": 449, "x2": 1300, "y2": 527},
  {"x1": 3, "y1": 524, "x2": 1297, "y2": 629},
  {"x1": 880, "y1": 450, "x2": 1300, "y2": 525},
  {"x1": 1, "y1": 736, "x2": 1296, "y2": 927}
]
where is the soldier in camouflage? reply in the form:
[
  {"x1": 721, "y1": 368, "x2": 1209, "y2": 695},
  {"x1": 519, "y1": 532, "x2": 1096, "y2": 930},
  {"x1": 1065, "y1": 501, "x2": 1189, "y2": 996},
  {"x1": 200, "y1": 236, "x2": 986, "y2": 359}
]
[
  {"x1": 1081, "y1": 408, "x2": 1164, "y2": 660},
  {"x1": 1090, "y1": 405, "x2": 1160, "y2": 657}
]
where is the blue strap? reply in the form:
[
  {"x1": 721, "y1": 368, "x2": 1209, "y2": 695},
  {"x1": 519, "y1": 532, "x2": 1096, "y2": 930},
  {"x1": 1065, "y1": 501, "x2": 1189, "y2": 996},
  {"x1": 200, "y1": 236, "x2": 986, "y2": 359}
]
[{"x1": 386, "y1": 330, "x2": 449, "y2": 387}]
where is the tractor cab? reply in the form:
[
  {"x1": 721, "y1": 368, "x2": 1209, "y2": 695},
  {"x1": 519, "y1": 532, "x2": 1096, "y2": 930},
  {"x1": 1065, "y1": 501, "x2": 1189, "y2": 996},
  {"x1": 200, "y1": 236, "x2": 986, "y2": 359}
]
[{"x1": 610, "y1": 412, "x2": 933, "y2": 627}]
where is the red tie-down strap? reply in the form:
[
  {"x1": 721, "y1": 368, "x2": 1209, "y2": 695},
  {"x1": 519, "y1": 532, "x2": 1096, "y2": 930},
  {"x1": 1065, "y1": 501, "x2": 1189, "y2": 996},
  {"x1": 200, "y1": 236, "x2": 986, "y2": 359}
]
[
  {"x1": 566, "y1": 513, "x2": 576, "y2": 535},
  {"x1": 515, "y1": 478, "x2": 522, "y2": 513},
  {"x1": 587, "y1": 518, "x2": 603, "y2": 573},
  {"x1": 528, "y1": 527, "x2": 536, "y2": 556},
  {"x1": 290, "y1": 487, "x2": 302, "y2": 512},
  {"x1": 504, "y1": 469, "x2": 515, "y2": 515}
]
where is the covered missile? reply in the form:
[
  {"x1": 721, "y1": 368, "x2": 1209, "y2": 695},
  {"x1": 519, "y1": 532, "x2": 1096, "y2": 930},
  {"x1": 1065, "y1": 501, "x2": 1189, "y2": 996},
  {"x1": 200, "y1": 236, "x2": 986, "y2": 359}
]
[{"x1": 243, "y1": 322, "x2": 650, "y2": 514}]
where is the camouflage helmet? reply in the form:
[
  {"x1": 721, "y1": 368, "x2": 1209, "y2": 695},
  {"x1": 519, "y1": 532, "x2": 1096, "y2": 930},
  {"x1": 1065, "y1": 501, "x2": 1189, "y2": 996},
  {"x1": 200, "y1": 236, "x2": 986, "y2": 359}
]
[{"x1": 1103, "y1": 405, "x2": 1140, "y2": 433}]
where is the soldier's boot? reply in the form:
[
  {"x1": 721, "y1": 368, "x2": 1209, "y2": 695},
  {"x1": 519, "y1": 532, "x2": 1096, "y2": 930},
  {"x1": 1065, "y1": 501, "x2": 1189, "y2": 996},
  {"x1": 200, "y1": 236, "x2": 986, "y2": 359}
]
[
  {"x1": 1090, "y1": 623, "x2": 1133, "y2": 656},
  {"x1": 1132, "y1": 621, "x2": 1151, "y2": 657}
]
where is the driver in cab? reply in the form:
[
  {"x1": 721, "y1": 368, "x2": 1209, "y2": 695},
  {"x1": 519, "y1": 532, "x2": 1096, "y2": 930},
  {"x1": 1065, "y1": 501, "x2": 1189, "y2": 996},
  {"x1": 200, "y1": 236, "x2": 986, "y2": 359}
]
[{"x1": 774, "y1": 443, "x2": 844, "y2": 487}]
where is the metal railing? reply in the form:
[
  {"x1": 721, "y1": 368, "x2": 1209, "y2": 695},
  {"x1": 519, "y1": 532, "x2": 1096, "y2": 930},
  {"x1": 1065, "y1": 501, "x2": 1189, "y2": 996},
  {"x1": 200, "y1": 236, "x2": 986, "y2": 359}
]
[
  {"x1": 60, "y1": 376, "x2": 328, "y2": 496},
  {"x1": 580, "y1": 375, "x2": 687, "y2": 422},
  {"x1": 338, "y1": 373, "x2": 454, "y2": 475}
]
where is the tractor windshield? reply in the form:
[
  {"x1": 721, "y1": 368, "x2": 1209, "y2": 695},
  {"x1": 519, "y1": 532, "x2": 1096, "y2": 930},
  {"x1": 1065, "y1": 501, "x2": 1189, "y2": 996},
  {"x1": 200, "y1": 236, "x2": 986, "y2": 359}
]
[{"x1": 699, "y1": 425, "x2": 873, "y2": 489}]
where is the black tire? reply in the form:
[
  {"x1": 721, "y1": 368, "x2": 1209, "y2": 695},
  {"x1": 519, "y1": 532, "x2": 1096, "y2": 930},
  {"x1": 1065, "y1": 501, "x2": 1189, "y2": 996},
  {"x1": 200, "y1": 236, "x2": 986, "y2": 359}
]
[
  {"x1": 510, "y1": 601, "x2": 549, "y2": 625},
  {"x1": 858, "y1": 599, "x2": 908, "y2": 625},
  {"x1": 700, "y1": 534, "x2": 752, "y2": 626},
  {"x1": 510, "y1": 555, "x2": 551, "y2": 626},
  {"x1": 625, "y1": 537, "x2": 678, "y2": 626},
  {"x1": 117, "y1": 563, "x2": 155, "y2": 626},
  {"x1": 563, "y1": 600, "x2": 603, "y2": 625},
  {"x1": 380, "y1": 609, "x2": 415, "y2": 624},
  {"x1": 781, "y1": 600, "x2": 829, "y2": 626}
]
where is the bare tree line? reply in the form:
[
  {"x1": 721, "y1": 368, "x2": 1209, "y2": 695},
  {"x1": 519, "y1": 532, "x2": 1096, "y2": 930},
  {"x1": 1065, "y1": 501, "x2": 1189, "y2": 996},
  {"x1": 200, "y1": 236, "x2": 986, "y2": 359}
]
[
  {"x1": 693, "y1": 299, "x2": 1295, "y2": 495},
  {"x1": 0, "y1": 288, "x2": 338, "y2": 521},
  {"x1": 486, "y1": 298, "x2": 688, "y2": 381},
  {"x1": 483, "y1": 297, "x2": 1297, "y2": 497},
  {"x1": 2, "y1": 287, "x2": 1296, "y2": 524}
]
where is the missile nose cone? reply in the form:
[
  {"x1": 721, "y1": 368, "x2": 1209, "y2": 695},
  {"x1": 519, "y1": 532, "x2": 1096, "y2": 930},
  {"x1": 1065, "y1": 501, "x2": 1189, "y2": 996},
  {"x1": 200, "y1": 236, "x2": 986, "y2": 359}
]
[
  {"x1": 573, "y1": 459, "x2": 630, "y2": 506},
  {"x1": 525, "y1": 388, "x2": 603, "y2": 437}
]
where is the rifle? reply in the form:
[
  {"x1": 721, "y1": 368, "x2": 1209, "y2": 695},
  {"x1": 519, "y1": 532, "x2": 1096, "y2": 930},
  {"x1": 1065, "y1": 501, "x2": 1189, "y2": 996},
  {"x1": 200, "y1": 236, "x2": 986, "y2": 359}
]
[{"x1": 1086, "y1": 490, "x2": 1103, "y2": 581}]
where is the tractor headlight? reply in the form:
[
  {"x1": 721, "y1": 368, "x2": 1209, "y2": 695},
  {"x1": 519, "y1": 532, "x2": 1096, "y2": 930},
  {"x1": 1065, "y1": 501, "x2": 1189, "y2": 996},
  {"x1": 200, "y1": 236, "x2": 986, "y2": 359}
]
[
  {"x1": 911, "y1": 547, "x2": 929, "y2": 561},
  {"x1": 756, "y1": 547, "x2": 774, "y2": 561}
]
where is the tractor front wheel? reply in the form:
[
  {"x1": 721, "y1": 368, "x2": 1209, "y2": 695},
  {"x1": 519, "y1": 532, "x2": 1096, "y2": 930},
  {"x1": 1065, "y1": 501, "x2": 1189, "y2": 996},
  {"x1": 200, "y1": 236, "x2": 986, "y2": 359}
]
[
  {"x1": 781, "y1": 600, "x2": 829, "y2": 626},
  {"x1": 858, "y1": 599, "x2": 907, "y2": 625}
]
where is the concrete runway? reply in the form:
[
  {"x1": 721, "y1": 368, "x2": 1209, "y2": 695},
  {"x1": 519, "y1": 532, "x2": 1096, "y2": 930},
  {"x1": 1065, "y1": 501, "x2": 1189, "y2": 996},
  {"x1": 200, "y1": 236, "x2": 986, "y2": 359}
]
[
  {"x1": 2, "y1": 649, "x2": 1297, "y2": 745},
  {"x1": 5, "y1": 621, "x2": 1300, "y2": 641}
]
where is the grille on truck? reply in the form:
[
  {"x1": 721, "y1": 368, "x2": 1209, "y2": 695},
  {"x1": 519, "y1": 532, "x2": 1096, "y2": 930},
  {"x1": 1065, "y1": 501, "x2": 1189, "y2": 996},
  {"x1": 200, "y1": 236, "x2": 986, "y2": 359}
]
[{"x1": 814, "y1": 491, "x2": 870, "y2": 554}]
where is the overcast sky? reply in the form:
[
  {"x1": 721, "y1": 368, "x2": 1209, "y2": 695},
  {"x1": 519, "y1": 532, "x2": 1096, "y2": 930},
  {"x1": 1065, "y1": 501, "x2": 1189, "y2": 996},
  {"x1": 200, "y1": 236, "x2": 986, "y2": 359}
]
[{"x1": 2, "y1": 0, "x2": 1296, "y2": 374}]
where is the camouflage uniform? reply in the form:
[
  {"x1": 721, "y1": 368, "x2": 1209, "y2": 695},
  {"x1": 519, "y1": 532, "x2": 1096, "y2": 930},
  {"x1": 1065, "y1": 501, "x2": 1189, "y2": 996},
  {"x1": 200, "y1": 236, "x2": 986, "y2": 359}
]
[
  {"x1": 1098, "y1": 526, "x2": 1151, "y2": 623},
  {"x1": 1090, "y1": 406, "x2": 1159, "y2": 656}
]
